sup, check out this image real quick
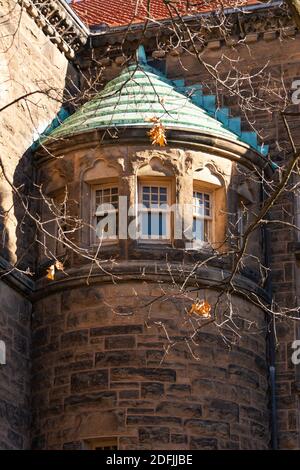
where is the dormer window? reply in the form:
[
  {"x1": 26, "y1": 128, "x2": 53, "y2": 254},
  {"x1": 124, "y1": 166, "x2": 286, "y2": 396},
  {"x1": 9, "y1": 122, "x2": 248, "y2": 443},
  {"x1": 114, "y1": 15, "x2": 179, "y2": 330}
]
[
  {"x1": 92, "y1": 183, "x2": 119, "y2": 243},
  {"x1": 192, "y1": 190, "x2": 212, "y2": 242},
  {"x1": 138, "y1": 179, "x2": 171, "y2": 241}
]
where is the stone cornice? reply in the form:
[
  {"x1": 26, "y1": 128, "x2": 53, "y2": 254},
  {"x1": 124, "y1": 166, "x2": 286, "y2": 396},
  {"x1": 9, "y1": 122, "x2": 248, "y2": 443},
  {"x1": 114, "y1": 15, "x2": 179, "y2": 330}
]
[
  {"x1": 0, "y1": 255, "x2": 270, "y2": 304},
  {"x1": 18, "y1": 0, "x2": 88, "y2": 60},
  {"x1": 87, "y1": 4, "x2": 296, "y2": 54},
  {"x1": 0, "y1": 256, "x2": 35, "y2": 298},
  {"x1": 35, "y1": 127, "x2": 274, "y2": 178},
  {"x1": 33, "y1": 260, "x2": 270, "y2": 303}
]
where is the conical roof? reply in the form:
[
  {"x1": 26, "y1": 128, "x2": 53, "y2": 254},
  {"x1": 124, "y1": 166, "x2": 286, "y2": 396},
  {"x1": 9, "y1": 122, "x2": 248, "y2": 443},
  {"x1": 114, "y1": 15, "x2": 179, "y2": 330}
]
[{"x1": 45, "y1": 53, "x2": 268, "y2": 156}]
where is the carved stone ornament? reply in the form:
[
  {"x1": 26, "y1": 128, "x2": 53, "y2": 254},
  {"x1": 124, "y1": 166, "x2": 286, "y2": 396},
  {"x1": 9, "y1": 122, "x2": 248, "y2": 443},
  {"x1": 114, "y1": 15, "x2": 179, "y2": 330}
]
[{"x1": 18, "y1": 0, "x2": 88, "y2": 59}]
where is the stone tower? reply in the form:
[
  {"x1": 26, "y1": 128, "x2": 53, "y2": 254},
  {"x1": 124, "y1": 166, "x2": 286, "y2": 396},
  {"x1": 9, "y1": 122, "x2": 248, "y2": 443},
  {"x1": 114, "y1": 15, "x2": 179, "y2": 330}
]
[
  {"x1": 31, "y1": 56, "x2": 273, "y2": 450},
  {"x1": 0, "y1": 0, "x2": 300, "y2": 450}
]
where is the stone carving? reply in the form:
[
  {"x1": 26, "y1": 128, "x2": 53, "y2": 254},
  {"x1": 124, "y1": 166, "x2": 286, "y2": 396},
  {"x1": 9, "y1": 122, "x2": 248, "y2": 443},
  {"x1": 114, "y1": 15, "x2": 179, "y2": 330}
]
[
  {"x1": 18, "y1": 0, "x2": 88, "y2": 59},
  {"x1": 93, "y1": 5, "x2": 296, "y2": 52}
]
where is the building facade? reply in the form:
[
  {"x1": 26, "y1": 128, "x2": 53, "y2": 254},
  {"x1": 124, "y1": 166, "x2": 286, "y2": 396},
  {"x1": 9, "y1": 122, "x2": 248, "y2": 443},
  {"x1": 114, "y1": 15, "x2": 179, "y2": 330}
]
[{"x1": 0, "y1": 0, "x2": 299, "y2": 450}]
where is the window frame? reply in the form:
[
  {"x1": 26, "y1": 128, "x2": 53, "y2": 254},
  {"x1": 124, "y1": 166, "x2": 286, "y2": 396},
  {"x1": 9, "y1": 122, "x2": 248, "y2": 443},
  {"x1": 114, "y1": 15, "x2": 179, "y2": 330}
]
[
  {"x1": 55, "y1": 198, "x2": 68, "y2": 257},
  {"x1": 45, "y1": 191, "x2": 68, "y2": 258},
  {"x1": 84, "y1": 437, "x2": 118, "y2": 450},
  {"x1": 191, "y1": 183, "x2": 214, "y2": 246},
  {"x1": 91, "y1": 180, "x2": 119, "y2": 246},
  {"x1": 137, "y1": 177, "x2": 172, "y2": 243},
  {"x1": 237, "y1": 198, "x2": 249, "y2": 246}
]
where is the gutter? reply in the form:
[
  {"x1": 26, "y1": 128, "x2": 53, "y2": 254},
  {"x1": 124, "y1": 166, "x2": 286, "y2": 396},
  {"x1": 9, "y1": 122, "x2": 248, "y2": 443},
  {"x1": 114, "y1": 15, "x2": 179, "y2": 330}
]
[
  {"x1": 58, "y1": 0, "x2": 90, "y2": 35},
  {"x1": 261, "y1": 174, "x2": 278, "y2": 449},
  {"x1": 224, "y1": 0, "x2": 283, "y2": 14},
  {"x1": 89, "y1": 1, "x2": 284, "y2": 36}
]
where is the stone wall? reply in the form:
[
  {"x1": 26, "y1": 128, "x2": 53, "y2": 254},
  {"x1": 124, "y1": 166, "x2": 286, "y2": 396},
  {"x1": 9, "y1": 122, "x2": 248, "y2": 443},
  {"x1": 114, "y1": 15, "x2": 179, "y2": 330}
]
[
  {"x1": 161, "y1": 33, "x2": 300, "y2": 450},
  {"x1": 0, "y1": 0, "x2": 78, "y2": 450},
  {"x1": 0, "y1": 0, "x2": 75, "y2": 267},
  {"x1": 0, "y1": 1, "x2": 299, "y2": 450},
  {"x1": 31, "y1": 279, "x2": 269, "y2": 450},
  {"x1": 0, "y1": 279, "x2": 32, "y2": 449},
  {"x1": 76, "y1": 22, "x2": 300, "y2": 449}
]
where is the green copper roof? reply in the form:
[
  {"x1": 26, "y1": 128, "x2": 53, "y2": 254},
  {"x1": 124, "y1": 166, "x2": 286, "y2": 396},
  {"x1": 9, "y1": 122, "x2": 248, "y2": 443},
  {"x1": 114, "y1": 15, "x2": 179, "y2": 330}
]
[{"x1": 45, "y1": 52, "x2": 268, "y2": 156}]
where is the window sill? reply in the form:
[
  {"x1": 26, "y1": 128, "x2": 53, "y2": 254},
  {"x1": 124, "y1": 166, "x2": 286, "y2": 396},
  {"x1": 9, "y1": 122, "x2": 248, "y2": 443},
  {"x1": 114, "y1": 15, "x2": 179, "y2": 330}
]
[
  {"x1": 135, "y1": 241, "x2": 173, "y2": 249},
  {"x1": 137, "y1": 238, "x2": 171, "y2": 244},
  {"x1": 91, "y1": 240, "x2": 118, "y2": 247},
  {"x1": 90, "y1": 241, "x2": 119, "y2": 253},
  {"x1": 185, "y1": 241, "x2": 214, "y2": 252}
]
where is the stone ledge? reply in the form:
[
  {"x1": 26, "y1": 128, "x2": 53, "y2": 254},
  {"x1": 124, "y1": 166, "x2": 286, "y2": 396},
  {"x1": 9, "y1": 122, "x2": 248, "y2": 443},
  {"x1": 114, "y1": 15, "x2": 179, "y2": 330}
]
[
  {"x1": 35, "y1": 128, "x2": 274, "y2": 178},
  {"x1": 0, "y1": 256, "x2": 34, "y2": 297},
  {"x1": 33, "y1": 259, "x2": 270, "y2": 303},
  {"x1": 18, "y1": 0, "x2": 88, "y2": 60}
]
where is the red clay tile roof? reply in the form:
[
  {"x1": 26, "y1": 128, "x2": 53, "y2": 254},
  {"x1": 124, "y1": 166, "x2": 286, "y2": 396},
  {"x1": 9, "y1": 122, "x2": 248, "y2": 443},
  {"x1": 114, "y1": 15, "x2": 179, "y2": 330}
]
[{"x1": 70, "y1": 0, "x2": 262, "y2": 28}]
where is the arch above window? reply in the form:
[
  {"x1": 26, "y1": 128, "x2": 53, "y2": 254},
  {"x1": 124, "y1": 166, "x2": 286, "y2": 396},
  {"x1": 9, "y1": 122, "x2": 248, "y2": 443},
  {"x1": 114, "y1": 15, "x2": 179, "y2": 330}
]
[
  {"x1": 83, "y1": 158, "x2": 121, "y2": 183},
  {"x1": 193, "y1": 165, "x2": 224, "y2": 187},
  {"x1": 137, "y1": 156, "x2": 175, "y2": 178}
]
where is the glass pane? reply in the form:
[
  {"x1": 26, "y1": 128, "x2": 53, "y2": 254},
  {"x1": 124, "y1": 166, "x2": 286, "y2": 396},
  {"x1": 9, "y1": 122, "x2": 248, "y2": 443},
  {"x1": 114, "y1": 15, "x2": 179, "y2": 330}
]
[
  {"x1": 95, "y1": 187, "x2": 119, "y2": 210},
  {"x1": 193, "y1": 217, "x2": 209, "y2": 242},
  {"x1": 96, "y1": 213, "x2": 118, "y2": 238},
  {"x1": 151, "y1": 212, "x2": 160, "y2": 236},
  {"x1": 193, "y1": 191, "x2": 210, "y2": 218},
  {"x1": 142, "y1": 185, "x2": 168, "y2": 208},
  {"x1": 152, "y1": 193, "x2": 158, "y2": 208},
  {"x1": 141, "y1": 212, "x2": 167, "y2": 237},
  {"x1": 160, "y1": 212, "x2": 167, "y2": 237},
  {"x1": 141, "y1": 212, "x2": 150, "y2": 236}
]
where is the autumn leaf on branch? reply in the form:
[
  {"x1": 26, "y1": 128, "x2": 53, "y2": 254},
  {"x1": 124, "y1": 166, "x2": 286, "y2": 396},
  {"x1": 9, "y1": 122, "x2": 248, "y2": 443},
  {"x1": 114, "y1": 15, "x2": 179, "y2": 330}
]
[
  {"x1": 146, "y1": 117, "x2": 167, "y2": 146},
  {"x1": 55, "y1": 260, "x2": 64, "y2": 271},
  {"x1": 46, "y1": 261, "x2": 64, "y2": 280},
  {"x1": 188, "y1": 300, "x2": 212, "y2": 318},
  {"x1": 46, "y1": 265, "x2": 55, "y2": 281}
]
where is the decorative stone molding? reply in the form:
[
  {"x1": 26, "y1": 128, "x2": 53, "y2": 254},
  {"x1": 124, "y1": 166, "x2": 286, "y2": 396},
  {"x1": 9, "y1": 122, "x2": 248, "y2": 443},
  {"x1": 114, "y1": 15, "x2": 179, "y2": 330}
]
[
  {"x1": 18, "y1": 0, "x2": 88, "y2": 59},
  {"x1": 90, "y1": 4, "x2": 296, "y2": 52},
  {"x1": 33, "y1": 259, "x2": 270, "y2": 301}
]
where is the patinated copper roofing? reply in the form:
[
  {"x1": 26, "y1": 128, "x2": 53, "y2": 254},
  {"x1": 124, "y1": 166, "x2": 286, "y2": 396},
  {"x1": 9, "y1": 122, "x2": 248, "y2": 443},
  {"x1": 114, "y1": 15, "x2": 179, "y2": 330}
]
[{"x1": 46, "y1": 49, "x2": 268, "y2": 155}]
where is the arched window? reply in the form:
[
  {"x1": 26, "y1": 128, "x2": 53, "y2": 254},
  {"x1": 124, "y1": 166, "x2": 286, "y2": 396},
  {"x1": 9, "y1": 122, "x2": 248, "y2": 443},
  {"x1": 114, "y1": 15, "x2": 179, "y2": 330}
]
[
  {"x1": 81, "y1": 159, "x2": 121, "y2": 246},
  {"x1": 189, "y1": 165, "x2": 225, "y2": 249},
  {"x1": 192, "y1": 189, "x2": 212, "y2": 242},
  {"x1": 138, "y1": 178, "x2": 171, "y2": 240},
  {"x1": 136, "y1": 158, "x2": 175, "y2": 243},
  {"x1": 92, "y1": 182, "x2": 119, "y2": 242}
]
